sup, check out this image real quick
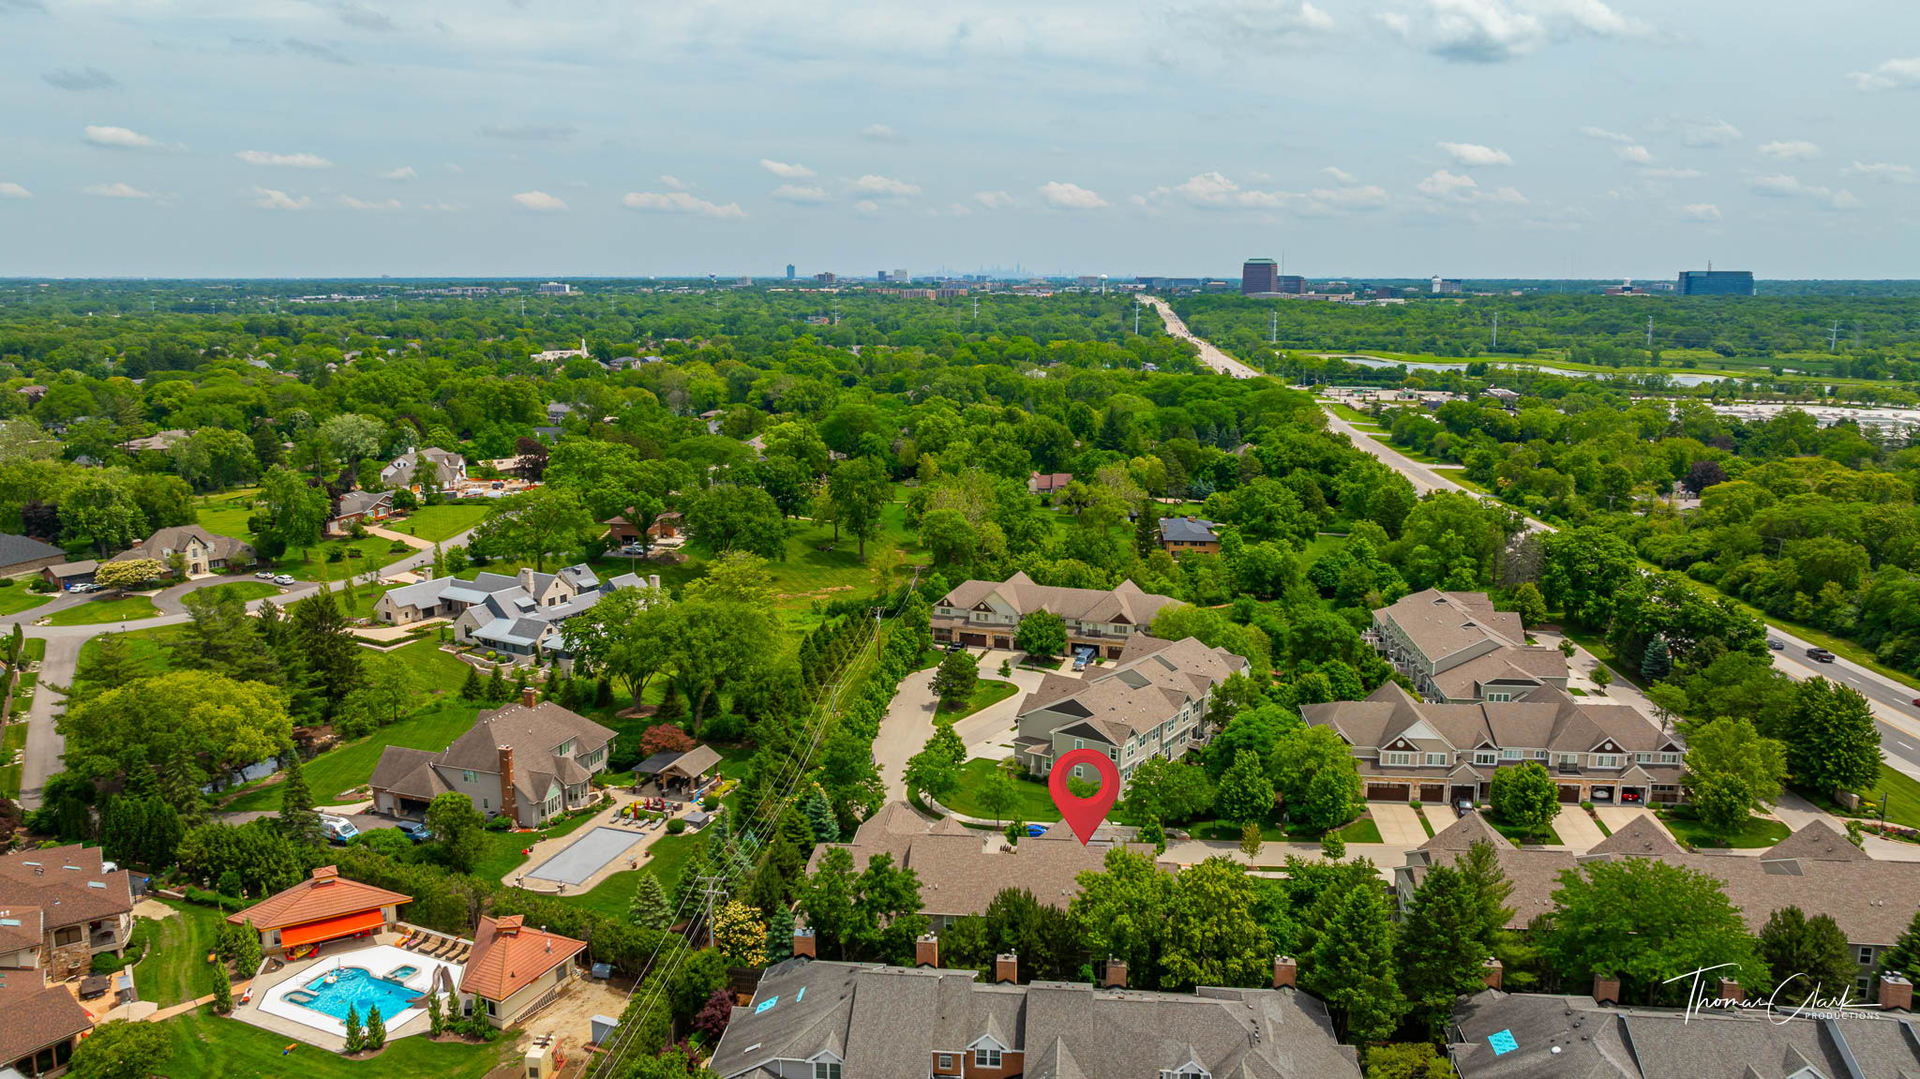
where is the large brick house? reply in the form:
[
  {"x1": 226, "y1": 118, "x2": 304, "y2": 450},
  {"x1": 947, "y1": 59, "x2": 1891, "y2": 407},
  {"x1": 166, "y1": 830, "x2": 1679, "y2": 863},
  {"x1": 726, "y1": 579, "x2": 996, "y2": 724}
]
[
  {"x1": 1302, "y1": 680, "x2": 1686, "y2": 807},
  {"x1": 1368, "y1": 589, "x2": 1567, "y2": 704},
  {"x1": 0, "y1": 845, "x2": 134, "y2": 1076},
  {"x1": 369, "y1": 689, "x2": 614, "y2": 827},
  {"x1": 932, "y1": 573, "x2": 1180, "y2": 660},
  {"x1": 110, "y1": 525, "x2": 254, "y2": 578}
]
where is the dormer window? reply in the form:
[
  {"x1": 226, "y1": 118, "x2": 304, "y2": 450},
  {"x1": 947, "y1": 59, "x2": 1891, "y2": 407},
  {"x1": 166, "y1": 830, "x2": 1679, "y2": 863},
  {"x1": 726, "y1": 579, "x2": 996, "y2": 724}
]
[
  {"x1": 975, "y1": 1047, "x2": 1002, "y2": 1067},
  {"x1": 812, "y1": 1064, "x2": 841, "y2": 1079},
  {"x1": 1161, "y1": 1065, "x2": 1210, "y2": 1079}
]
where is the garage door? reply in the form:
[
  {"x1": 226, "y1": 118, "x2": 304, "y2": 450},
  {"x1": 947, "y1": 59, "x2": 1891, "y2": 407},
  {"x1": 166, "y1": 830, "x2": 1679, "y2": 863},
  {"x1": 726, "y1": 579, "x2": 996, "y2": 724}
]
[
  {"x1": 1367, "y1": 783, "x2": 1410, "y2": 801},
  {"x1": 1419, "y1": 784, "x2": 1445, "y2": 803},
  {"x1": 1557, "y1": 785, "x2": 1581, "y2": 803},
  {"x1": 960, "y1": 633, "x2": 988, "y2": 647}
]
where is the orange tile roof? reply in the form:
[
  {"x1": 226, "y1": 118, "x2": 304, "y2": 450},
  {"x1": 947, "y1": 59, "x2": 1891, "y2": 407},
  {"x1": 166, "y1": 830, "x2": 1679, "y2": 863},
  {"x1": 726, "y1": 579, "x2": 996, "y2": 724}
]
[
  {"x1": 227, "y1": 866, "x2": 411, "y2": 931},
  {"x1": 460, "y1": 914, "x2": 586, "y2": 1002}
]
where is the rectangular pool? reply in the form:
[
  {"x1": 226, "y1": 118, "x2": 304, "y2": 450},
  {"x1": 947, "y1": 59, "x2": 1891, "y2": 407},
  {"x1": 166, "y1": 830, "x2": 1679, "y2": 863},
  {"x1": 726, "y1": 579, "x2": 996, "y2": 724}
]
[{"x1": 525, "y1": 826, "x2": 640, "y2": 885}]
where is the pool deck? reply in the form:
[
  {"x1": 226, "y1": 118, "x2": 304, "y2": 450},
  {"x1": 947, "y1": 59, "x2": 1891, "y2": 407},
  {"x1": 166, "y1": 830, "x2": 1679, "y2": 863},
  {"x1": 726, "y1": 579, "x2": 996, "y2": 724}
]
[
  {"x1": 506, "y1": 788, "x2": 699, "y2": 895},
  {"x1": 232, "y1": 933, "x2": 464, "y2": 1050}
]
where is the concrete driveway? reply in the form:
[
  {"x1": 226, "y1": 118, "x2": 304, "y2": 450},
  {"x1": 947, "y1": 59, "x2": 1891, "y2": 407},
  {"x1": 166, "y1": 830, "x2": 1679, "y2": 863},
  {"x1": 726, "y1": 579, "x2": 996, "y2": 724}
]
[
  {"x1": 1552, "y1": 805, "x2": 1607, "y2": 851},
  {"x1": 1592, "y1": 804, "x2": 1653, "y2": 833},
  {"x1": 873, "y1": 648, "x2": 1061, "y2": 801},
  {"x1": 1368, "y1": 802, "x2": 1430, "y2": 848}
]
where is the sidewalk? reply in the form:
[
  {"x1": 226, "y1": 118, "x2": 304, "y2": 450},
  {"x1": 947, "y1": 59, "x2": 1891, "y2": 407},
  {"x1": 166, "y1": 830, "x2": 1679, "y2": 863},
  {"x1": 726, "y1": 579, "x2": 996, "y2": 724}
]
[{"x1": 366, "y1": 525, "x2": 435, "y2": 551}]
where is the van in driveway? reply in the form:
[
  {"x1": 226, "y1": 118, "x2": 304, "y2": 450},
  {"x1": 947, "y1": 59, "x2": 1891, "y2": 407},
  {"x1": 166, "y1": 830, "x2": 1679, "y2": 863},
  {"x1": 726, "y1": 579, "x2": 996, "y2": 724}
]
[{"x1": 320, "y1": 815, "x2": 359, "y2": 844}]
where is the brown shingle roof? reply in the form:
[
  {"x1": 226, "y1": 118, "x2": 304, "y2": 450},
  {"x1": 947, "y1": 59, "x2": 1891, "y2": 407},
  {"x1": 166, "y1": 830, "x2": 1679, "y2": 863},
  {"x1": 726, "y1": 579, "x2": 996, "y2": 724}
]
[
  {"x1": 459, "y1": 914, "x2": 586, "y2": 1002},
  {"x1": 0, "y1": 845, "x2": 133, "y2": 929},
  {"x1": 1377, "y1": 589, "x2": 1525, "y2": 662},
  {"x1": 0, "y1": 976, "x2": 92, "y2": 1063},
  {"x1": 938, "y1": 572, "x2": 1179, "y2": 628},
  {"x1": 226, "y1": 866, "x2": 411, "y2": 931}
]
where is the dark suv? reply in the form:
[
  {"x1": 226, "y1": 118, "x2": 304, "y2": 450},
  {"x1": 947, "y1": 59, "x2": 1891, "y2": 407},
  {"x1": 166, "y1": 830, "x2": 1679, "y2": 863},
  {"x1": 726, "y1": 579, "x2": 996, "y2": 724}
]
[{"x1": 1806, "y1": 647, "x2": 1836, "y2": 664}]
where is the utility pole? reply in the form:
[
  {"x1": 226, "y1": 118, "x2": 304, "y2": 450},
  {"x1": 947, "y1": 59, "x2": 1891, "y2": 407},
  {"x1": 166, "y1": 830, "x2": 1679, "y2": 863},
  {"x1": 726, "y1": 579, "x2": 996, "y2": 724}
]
[
  {"x1": 1490, "y1": 312, "x2": 1500, "y2": 350},
  {"x1": 1133, "y1": 303, "x2": 1140, "y2": 335},
  {"x1": 1270, "y1": 309, "x2": 1278, "y2": 345},
  {"x1": 697, "y1": 874, "x2": 727, "y2": 947},
  {"x1": 1646, "y1": 315, "x2": 1654, "y2": 351},
  {"x1": 1830, "y1": 322, "x2": 1841, "y2": 351}
]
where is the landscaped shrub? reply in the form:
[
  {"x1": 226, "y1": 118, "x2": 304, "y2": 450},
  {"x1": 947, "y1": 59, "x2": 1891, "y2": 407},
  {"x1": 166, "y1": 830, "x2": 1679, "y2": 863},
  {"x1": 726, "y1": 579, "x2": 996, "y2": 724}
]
[
  {"x1": 484, "y1": 815, "x2": 512, "y2": 832},
  {"x1": 666, "y1": 819, "x2": 687, "y2": 835}
]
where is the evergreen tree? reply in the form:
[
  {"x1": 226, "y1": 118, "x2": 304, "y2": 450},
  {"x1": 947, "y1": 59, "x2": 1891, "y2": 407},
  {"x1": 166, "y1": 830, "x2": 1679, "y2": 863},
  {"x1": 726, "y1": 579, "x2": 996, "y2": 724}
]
[
  {"x1": 289, "y1": 584, "x2": 362, "y2": 720},
  {"x1": 1397, "y1": 864, "x2": 1492, "y2": 1032},
  {"x1": 765, "y1": 901, "x2": 796, "y2": 962},
  {"x1": 629, "y1": 873, "x2": 673, "y2": 931},
  {"x1": 159, "y1": 742, "x2": 206, "y2": 825},
  {"x1": 800, "y1": 785, "x2": 840, "y2": 843},
  {"x1": 1879, "y1": 908, "x2": 1920, "y2": 983},
  {"x1": 364, "y1": 1005, "x2": 387, "y2": 1051},
  {"x1": 343, "y1": 1005, "x2": 364, "y2": 1052},
  {"x1": 1758, "y1": 906, "x2": 1857, "y2": 1004},
  {"x1": 460, "y1": 665, "x2": 484, "y2": 701},
  {"x1": 426, "y1": 991, "x2": 444, "y2": 1036},
  {"x1": 210, "y1": 968, "x2": 233, "y2": 1015},
  {"x1": 485, "y1": 665, "x2": 508, "y2": 704},
  {"x1": 1640, "y1": 635, "x2": 1673, "y2": 682},
  {"x1": 275, "y1": 749, "x2": 322, "y2": 845},
  {"x1": 1302, "y1": 877, "x2": 1404, "y2": 1042}
]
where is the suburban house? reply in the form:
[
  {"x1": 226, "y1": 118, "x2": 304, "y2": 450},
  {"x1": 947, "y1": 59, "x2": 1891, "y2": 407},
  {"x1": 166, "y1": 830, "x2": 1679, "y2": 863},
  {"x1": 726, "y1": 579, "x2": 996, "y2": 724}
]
[
  {"x1": 1302, "y1": 680, "x2": 1686, "y2": 807},
  {"x1": 932, "y1": 572, "x2": 1181, "y2": 660},
  {"x1": 602, "y1": 510, "x2": 683, "y2": 547},
  {"x1": 459, "y1": 915, "x2": 586, "y2": 1028},
  {"x1": 1157, "y1": 515, "x2": 1222, "y2": 555},
  {"x1": 373, "y1": 564, "x2": 659, "y2": 661},
  {"x1": 117, "y1": 428, "x2": 189, "y2": 453},
  {"x1": 1027, "y1": 471, "x2": 1073, "y2": 498},
  {"x1": 110, "y1": 524, "x2": 254, "y2": 578},
  {"x1": 328, "y1": 490, "x2": 395, "y2": 534},
  {"x1": 39, "y1": 560, "x2": 96, "y2": 589},
  {"x1": 1367, "y1": 590, "x2": 1568, "y2": 703},
  {"x1": 369, "y1": 689, "x2": 615, "y2": 828},
  {"x1": 807, "y1": 802, "x2": 1167, "y2": 928},
  {"x1": 1448, "y1": 989, "x2": 1920, "y2": 1078},
  {"x1": 0, "y1": 845, "x2": 134, "y2": 1075},
  {"x1": 380, "y1": 447, "x2": 467, "y2": 490},
  {"x1": 0, "y1": 533, "x2": 67, "y2": 579},
  {"x1": 226, "y1": 865, "x2": 411, "y2": 955},
  {"x1": 1401, "y1": 813, "x2": 1920, "y2": 994},
  {"x1": 708, "y1": 957, "x2": 1362, "y2": 1079},
  {"x1": 1013, "y1": 635, "x2": 1248, "y2": 786}
]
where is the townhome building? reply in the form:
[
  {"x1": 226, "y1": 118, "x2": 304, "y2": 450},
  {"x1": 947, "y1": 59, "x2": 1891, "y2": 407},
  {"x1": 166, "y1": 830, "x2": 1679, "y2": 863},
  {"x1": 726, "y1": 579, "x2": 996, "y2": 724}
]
[
  {"x1": 709, "y1": 957, "x2": 1361, "y2": 1079},
  {"x1": 369, "y1": 688, "x2": 614, "y2": 827},
  {"x1": 1301, "y1": 681, "x2": 1686, "y2": 807},
  {"x1": 1013, "y1": 635, "x2": 1247, "y2": 787},
  {"x1": 1368, "y1": 590, "x2": 1568, "y2": 703},
  {"x1": 373, "y1": 564, "x2": 658, "y2": 662},
  {"x1": 932, "y1": 572, "x2": 1180, "y2": 660},
  {"x1": 1403, "y1": 813, "x2": 1920, "y2": 995}
]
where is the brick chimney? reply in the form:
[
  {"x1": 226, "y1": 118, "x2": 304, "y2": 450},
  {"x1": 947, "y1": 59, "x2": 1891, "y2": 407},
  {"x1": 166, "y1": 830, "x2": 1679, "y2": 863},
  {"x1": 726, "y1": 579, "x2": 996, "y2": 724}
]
[
  {"x1": 1102, "y1": 959, "x2": 1127, "y2": 989},
  {"x1": 1593, "y1": 975, "x2": 1621, "y2": 1006},
  {"x1": 1880, "y1": 973, "x2": 1913, "y2": 1011},
  {"x1": 993, "y1": 953, "x2": 1018, "y2": 985},
  {"x1": 521, "y1": 684, "x2": 538, "y2": 708},
  {"x1": 792, "y1": 927, "x2": 816, "y2": 959},
  {"x1": 1717, "y1": 978, "x2": 1743, "y2": 1003},
  {"x1": 1482, "y1": 958, "x2": 1504, "y2": 990},
  {"x1": 915, "y1": 933, "x2": 940, "y2": 969},
  {"x1": 497, "y1": 745, "x2": 518, "y2": 824},
  {"x1": 1272, "y1": 956, "x2": 1297, "y2": 989}
]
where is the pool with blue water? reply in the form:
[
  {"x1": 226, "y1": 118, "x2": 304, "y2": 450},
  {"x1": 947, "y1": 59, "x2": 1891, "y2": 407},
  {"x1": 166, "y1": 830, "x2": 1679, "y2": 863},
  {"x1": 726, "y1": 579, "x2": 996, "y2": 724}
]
[{"x1": 293, "y1": 966, "x2": 418, "y2": 1021}]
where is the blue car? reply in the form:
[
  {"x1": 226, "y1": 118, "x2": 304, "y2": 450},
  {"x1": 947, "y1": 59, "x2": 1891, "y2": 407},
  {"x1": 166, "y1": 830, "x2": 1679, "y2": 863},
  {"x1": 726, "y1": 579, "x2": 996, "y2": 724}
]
[
  {"x1": 397, "y1": 821, "x2": 433, "y2": 844},
  {"x1": 1025, "y1": 824, "x2": 1048, "y2": 837}
]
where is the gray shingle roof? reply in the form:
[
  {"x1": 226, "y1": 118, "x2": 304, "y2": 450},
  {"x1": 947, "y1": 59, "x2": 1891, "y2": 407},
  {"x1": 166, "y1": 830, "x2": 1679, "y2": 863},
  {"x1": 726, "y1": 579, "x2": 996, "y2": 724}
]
[
  {"x1": 1157, "y1": 516, "x2": 1219, "y2": 543},
  {"x1": 0, "y1": 533, "x2": 64, "y2": 567}
]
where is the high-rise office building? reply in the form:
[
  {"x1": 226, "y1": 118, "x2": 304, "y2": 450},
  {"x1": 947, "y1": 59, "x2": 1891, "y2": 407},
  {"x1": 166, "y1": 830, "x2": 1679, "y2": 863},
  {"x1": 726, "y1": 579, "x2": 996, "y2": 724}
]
[
  {"x1": 1677, "y1": 270, "x2": 1754, "y2": 296},
  {"x1": 785, "y1": 264, "x2": 796, "y2": 280},
  {"x1": 1242, "y1": 258, "x2": 1279, "y2": 294},
  {"x1": 1275, "y1": 275, "x2": 1307, "y2": 295}
]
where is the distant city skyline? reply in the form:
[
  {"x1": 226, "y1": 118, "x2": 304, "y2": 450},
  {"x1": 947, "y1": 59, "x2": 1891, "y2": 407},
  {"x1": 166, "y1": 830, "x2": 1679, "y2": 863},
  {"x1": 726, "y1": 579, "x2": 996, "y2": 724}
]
[{"x1": 5, "y1": 0, "x2": 1920, "y2": 278}]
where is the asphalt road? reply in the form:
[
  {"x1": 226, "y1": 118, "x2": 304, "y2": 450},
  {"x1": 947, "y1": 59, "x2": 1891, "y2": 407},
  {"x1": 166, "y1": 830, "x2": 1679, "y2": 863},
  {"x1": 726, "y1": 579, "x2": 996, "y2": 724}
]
[{"x1": 1139, "y1": 296, "x2": 1262, "y2": 379}]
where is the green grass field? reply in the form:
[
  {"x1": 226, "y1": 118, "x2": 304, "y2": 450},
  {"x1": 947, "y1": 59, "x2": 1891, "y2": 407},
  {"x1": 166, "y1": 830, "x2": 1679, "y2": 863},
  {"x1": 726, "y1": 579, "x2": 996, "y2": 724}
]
[
  {"x1": 221, "y1": 698, "x2": 481, "y2": 812},
  {"x1": 131, "y1": 899, "x2": 228, "y2": 1007},
  {"x1": 943, "y1": 758, "x2": 1058, "y2": 821},
  {"x1": 155, "y1": 1008, "x2": 508, "y2": 1078},
  {"x1": 475, "y1": 808, "x2": 603, "y2": 881},
  {"x1": 197, "y1": 580, "x2": 281, "y2": 604},
  {"x1": 1488, "y1": 817, "x2": 1563, "y2": 846},
  {"x1": 551, "y1": 832, "x2": 701, "y2": 919},
  {"x1": 77, "y1": 624, "x2": 190, "y2": 681},
  {"x1": 938, "y1": 678, "x2": 1018, "y2": 722},
  {"x1": 390, "y1": 503, "x2": 491, "y2": 542},
  {"x1": 193, "y1": 488, "x2": 421, "y2": 583},
  {"x1": 0, "y1": 585, "x2": 51, "y2": 616},
  {"x1": 0, "y1": 722, "x2": 25, "y2": 798},
  {"x1": 1656, "y1": 808, "x2": 1791, "y2": 849},
  {"x1": 44, "y1": 594, "x2": 162, "y2": 626}
]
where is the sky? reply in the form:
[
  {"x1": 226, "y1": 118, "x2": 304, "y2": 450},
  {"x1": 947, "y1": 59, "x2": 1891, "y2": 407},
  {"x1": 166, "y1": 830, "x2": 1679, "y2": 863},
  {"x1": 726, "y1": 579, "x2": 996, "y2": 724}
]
[{"x1": 4, "y1": 0, "x2": 1920, "y2": 279}]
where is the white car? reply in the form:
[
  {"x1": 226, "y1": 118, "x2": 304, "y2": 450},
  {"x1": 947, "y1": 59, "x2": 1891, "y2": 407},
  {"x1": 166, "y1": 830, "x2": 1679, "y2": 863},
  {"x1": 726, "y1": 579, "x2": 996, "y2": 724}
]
[
  {"x1": 272, "y1": 574, "x2": 296, "y2": 586},
  {"x1": 255, "y1": 570, "x2": 276, "y2": 579}
]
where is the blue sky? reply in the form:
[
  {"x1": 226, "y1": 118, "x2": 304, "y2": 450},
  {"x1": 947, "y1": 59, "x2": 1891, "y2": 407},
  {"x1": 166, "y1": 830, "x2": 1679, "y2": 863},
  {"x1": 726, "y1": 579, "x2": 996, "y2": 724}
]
[{"x1": 4, "y1": 0, "x2": 1920, "y2": 278}]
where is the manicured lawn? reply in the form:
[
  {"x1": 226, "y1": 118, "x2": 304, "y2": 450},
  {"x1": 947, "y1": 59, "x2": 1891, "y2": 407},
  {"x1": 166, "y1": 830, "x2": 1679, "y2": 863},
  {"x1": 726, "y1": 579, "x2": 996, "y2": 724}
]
[
  {"x1": 0, "y1": 586, "x2": 51, "y2": 616},
  {"x1": 198, "y1": 489, "x2": 422, "y2": 584},
  {"x1": 553, "y1": 832, "x2": 701, "y2": 919},
  {"x1": 378, "y1": 636, "x2": 475, "y2": 695},
  {"x1": 1656, "y1": 808, "x2": 1791, "y2": 849},
  {"x1": 943, "y1": 758, "x2": 1060, "y2": 821},
  {"x1": 0, "y1": 722, "x2": 25, "y2": 797},
  {"x1": 390, "y1": 503, "x2": 491, "y2": 542},
  {"x1": 1488, "y1": 816, "x2": 1563, "y2": 846},
  {"x1": 44, "y1": 594, "x2": 162, "y2": 626},
  {"x1": 198, "y1": 580, "x2": 281, "y2": 604},
  {"x1": 1414, "y1": 805, "x2": 1436, "y2": 838},
  {"x1": 156, "y1": 1007, "x2": 509, "y2": 1078},
  {"x1": 937, "y1": 678, "x2": 1018, "y2": 721},
  {"x1": 221, "y1": 698, "x2": 481, "y2": 812},
  {"x1": 476, "y1": 807, "x2": 604, "y2": 881},
  {"x1": 132, "y1": 899, "x2": 228, "y2": 1007},
  {"x1": 77, "y1": 624, "x2": 189, "y2": 681}
]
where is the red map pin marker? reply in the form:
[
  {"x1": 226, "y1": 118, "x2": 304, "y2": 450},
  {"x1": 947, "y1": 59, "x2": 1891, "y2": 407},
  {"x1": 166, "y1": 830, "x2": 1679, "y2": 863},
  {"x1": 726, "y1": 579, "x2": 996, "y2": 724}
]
[{"x1": 1048, "y1": 748, "x2": 1120, "y2": 845}]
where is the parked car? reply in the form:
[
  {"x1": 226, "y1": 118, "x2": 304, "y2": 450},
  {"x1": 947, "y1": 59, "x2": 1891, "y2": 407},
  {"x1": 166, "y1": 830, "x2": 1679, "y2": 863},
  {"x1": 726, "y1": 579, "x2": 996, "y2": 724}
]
[
  {"x1": 1767, "y1": 638, "x2": 1785, "y2": 651},
  {"x1": 1072, "y1": 654, "x2": 1089, "y2": 672},
  {"x1": 68, "y1": 582, "x2": 98, "y2": 593},
  {"x1": 320, "y1": 815, "x2": 359, "y2": 845},
  {"x1": 272, "y1": 574, "x2": 296, "y2": 586},
  {"x1": 1806, "y1": 647, "x2": 1836, "y2": 663},
  {"x1": 397, "y1": 821, "x2": 433, "y2": 844},
  {"x1": 1454, "y1": 799, "x2": 1477, "y2": 817},
  {"x1": 945, "y1": 640, "x2": 966, "y2": 653},
  {"x1": 255, "y1": 570, "x2": 277, "y2": 579}
]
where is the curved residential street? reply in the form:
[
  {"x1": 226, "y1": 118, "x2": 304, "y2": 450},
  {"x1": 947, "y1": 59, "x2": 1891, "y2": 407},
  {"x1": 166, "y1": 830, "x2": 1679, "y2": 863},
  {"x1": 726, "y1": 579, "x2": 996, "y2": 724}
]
[{"x1": 6, "y1": 527, "x2": 474, "y2": 809}]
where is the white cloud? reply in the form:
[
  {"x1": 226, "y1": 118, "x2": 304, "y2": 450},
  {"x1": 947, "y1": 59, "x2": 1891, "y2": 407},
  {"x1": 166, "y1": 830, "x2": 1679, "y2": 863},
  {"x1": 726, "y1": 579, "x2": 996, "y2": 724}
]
[
  {"x1": 251, "y1": 187, "x2": 311, "y2": 210},
  {"x1": 974, "y1": 190, "x2": 1015, "y2": 209},
  {"x1": 659, "y1": 175, "x2": 687, "y2": 190},
  {"x1": 0, "y1": 183, "x2": 30, "y2": 199},
  {"x1": 339, "y1": 195, "x2": 402, "y2": 210},
  {"x1": 770, "y1": 184, "x2": 829, "y2": 204},
  {"x1": 850, "y1": 174, "x2": 920, "y2": 197},
  {"x1": 1039, "y1": 181, "x2": 1108, "y2": 209},
  {"x1": 381, "y1": 166, "x2": 416, "y2": 181},
  {"x1": 853, "y1": 199, "x2": 881, "y2": 214},
  {"x1": 1176, "y1": 0, "x2": 1335, "y2": 51},
  {"x1": 1380, "y1": 0, "x2": 1653, "y2": 63},
  {"x1": 1844, "y1": 161, "x2": 1917, "y2": 184},
  {"x1": 759, "y1": 159, "x2": 815, "y2": 180},
  {"x1": 1851, "y1": 57, "x2": 1920, "y2": 91},
  {"x1": 1417, "y1": 169, "x2": 1525, "y2": 203},
  {"x1": 1616, "y1": 144, "x2": 1654, "y2": 164},
  {"x1": 859, "y1": 124, "x2": 902, "y2": 142},
  {"x1": 512, "y1": 190, "x2": 569, "y2": 212},
  {"x1": 1144, "y1": 171, "x2": 1388, "y2": 215},
  {"x1": 1758, "y1": 140, "x2": 1821, "y2": 160},
  {"x1": 1749, "y1": 174, "x2": 1859, "y2": 210},
  {"x1": 237, "y1": 150, "x2": 333, "y2": 168},
  {"x1": 1579, "y1": 125, "x2": 1634, "y2": 143},
  {"x1": 82, "y1": 181, "x2": 154, "y2": 199},
  {"x1": 1322, "y1": 166, "x2": 1358, "y2": 183},
  {"x1": 1670, "y1": 117, "x2": 1742, "y2": 148},
  {"x1": 1679, "y1": 203, "x2": 1721, "y2": 221},
  {"x1": 83, "y1": 124, "x2": 160, "y2": 150},
  {"x1": 1439, "y1": 141, "x2": 1512, "y2": 166},
  {"x1": 621, "y1": 191, "x2": 746, "y2": 218}
]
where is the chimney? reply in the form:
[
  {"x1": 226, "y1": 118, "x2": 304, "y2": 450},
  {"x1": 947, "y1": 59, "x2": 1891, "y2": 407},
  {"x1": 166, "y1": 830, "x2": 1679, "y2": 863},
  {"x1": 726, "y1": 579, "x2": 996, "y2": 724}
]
[
  {"x1": 915, "y1": 933, "x2": 940, "y2": 969},
  {"x1": 518, "y1": 567, "x2": 535, "y2": 591},
  {"x1": 1880, "y1": 973, "x2": 1914, "y2": 1012},
  {"x1": 498, "y1": 746, "x2": 518, "y2": 824},
  {"x1": 1272, "y1": 956, "x2": 1297, "y2": 989},
  {"x1": 1482, "y1": 958, "x2": 1504, "y2": 990},
  {"x1": 1717, "y1": 978, "x2": 1742, "y2": 1003},
  {"x1": 792, "y1": 927, "x2": 816, "y2": 959},
  {"x1": 521, "y1": 685, "x2": 538, "y2": 708},
  {"x1": 1102, "y1": 959, "x2": 1127, "y2": 989},
  {"x1": 1593, "y1": 975, "x2": 1621, "y2": 1006},
  {"x1": 993, "y1": 953, "x2": 1018, "y2": 985}
]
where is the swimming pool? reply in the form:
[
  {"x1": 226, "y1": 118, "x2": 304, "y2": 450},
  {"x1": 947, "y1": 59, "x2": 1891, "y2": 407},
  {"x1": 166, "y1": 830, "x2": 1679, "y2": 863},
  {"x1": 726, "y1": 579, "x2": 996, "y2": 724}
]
[
  {"x1": 291, "y1": 966, "x2": 419, "y2": 1021},
  {"x1": 525, "y1": 826, "x2": 642, "y2": 885}
]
